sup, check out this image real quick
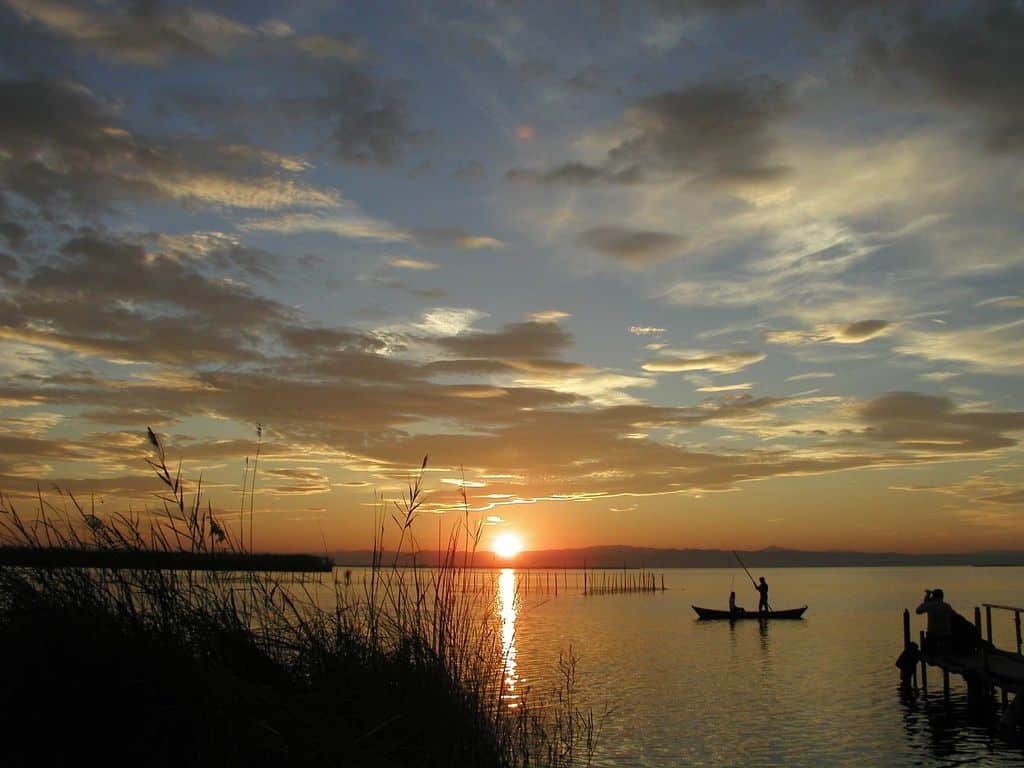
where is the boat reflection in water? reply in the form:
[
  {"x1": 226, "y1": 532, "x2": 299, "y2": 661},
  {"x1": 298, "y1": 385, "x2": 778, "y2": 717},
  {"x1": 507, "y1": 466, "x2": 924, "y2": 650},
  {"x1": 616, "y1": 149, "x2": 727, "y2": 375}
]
[{"x1": 498, "y1": 568, "x2": 519, "y2": 707}]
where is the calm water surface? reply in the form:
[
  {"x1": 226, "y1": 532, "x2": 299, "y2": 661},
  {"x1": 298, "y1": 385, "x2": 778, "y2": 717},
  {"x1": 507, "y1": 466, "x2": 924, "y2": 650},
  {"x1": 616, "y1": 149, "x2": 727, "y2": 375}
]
[{"x1": 491, "y1": 566, "x2": 1023, "y2": 767}]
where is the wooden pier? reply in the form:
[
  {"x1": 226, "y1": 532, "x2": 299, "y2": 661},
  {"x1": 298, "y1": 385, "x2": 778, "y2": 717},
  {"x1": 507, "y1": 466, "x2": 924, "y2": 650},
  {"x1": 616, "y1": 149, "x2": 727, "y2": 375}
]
[{"x1": 902, "y1": 602, "x2": 1024, "y2": 729}]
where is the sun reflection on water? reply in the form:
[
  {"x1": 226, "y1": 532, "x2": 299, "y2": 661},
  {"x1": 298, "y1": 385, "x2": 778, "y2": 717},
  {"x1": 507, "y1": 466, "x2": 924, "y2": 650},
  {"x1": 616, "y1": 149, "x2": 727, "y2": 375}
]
[{"x1": 498, "y1": 568, "x2": 519, "y2": 707}]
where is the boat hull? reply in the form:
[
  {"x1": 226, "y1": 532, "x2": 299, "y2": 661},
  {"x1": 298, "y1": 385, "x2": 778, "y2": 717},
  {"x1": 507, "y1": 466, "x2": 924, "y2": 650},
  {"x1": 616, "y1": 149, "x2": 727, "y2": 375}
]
[{"x1": 692, "y1": 605, "x2": 807, "y2": 620}]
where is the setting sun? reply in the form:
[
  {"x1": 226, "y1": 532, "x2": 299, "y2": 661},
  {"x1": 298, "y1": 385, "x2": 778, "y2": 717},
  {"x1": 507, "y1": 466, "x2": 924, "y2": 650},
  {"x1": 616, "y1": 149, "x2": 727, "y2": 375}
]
[{"x1": 493, "y1": 533, "x2": 523, "y2": 559}]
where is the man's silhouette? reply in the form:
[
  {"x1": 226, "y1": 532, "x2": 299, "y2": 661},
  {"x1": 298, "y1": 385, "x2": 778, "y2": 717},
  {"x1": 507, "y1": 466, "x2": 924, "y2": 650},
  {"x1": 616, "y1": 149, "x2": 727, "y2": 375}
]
[{"x1": 755, "y1": 576, "x2": 769, "y2": 613}]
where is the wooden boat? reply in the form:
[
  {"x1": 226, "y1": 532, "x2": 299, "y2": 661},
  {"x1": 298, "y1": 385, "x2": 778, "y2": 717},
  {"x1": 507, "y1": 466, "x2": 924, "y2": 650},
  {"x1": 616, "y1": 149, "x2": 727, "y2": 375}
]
[{"x1": 692, "y1": 605, "x2": 807, "y2": 620}]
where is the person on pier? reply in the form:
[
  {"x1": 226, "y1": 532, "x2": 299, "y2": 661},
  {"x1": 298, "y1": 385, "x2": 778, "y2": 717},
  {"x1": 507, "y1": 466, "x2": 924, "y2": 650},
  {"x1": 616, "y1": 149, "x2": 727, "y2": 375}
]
[
  {"x1": 916, "y1": 588, "x2": 953, "y2": 654},
  {"x1": 755, "y1": 576, "x2": 769, "y2": 614}
]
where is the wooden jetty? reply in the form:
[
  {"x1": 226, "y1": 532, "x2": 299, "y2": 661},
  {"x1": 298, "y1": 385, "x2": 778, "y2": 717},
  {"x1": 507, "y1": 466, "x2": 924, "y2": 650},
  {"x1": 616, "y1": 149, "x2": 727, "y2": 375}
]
[{"x1": 902, "y1": 602, "x2": 1024, "y2": 729}]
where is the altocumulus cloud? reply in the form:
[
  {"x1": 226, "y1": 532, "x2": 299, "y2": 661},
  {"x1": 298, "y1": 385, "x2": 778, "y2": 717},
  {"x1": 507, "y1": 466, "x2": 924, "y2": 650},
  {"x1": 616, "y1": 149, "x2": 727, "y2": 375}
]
[
  {"x1": 577, "y1": 226, "x2": 686, "y2": 266},
  {"x1": 765, "y1": 320, "x2": 892, "y2": 345},
  {"x1": 508, "y1": 76, "x2": 792, "y2": 187},
  {"x1": 0, "y1": 79, "x2": 339, "y2": 214},
  {"x1": 642, "y1": 350, "x2": 765, "y2": 374},
  {"x1": 859, "y1": 1, "x2": 1024, "y2": 153}
]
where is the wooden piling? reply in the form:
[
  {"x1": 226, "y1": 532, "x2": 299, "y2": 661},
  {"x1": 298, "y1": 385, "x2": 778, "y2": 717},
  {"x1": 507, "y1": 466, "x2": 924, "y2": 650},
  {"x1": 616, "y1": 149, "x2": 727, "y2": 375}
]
[
  {"x1": 986, "y1": 605, "x2": 993, "y2": 644},
  {"x1": 920, "y1": 630, "x2": 928, "y2": 691},
  {"x1": 902, "y1": 609, "x2": 917, "y2": 687},
  {"x1": 943, "y1": 668, "x2": 950, "y2": 699},
  {"x1": 1015, "y1": 610, "x2": 1022, "y2": 656}
]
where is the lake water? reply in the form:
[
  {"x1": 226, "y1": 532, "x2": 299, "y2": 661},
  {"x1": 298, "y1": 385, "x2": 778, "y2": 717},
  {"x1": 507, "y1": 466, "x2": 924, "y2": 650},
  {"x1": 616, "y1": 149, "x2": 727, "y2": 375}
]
[{"x1": 486, "y1": 566, "x2": 1023, "y2": 767}]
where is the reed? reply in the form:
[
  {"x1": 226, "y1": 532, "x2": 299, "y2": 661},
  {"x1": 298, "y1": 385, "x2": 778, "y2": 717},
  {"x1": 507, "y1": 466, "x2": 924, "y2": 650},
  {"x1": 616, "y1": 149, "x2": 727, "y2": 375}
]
[{"x1": 0, "y1": 432, "x2": 598, "y2": 767}]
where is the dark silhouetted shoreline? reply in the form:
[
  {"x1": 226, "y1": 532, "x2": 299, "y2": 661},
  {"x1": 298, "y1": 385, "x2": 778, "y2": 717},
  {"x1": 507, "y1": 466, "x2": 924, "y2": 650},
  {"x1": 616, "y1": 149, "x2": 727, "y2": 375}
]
[
  {"x1": 0, "y1": 545, "x2": 332, "y2": 571},
  {"x1": 328, "y1": 545, "x2": 1024, "y2": 569}
]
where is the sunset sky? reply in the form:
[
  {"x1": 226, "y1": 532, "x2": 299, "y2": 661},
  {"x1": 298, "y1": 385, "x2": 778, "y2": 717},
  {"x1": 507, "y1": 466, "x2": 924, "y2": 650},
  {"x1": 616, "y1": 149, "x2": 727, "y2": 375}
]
[{"x1": 1, "y1": 0, "x2": 1022, "y2": 554}]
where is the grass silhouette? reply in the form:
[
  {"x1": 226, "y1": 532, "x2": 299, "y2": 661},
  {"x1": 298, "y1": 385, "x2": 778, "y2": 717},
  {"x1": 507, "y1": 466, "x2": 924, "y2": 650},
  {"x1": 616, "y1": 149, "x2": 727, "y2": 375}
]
[{"x1": 0, "y1": 430, "x2": 598, "y2": 767}]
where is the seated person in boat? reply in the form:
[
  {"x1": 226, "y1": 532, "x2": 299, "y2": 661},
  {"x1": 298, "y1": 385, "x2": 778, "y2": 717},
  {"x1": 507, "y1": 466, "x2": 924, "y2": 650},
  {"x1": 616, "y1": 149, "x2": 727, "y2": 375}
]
[
  {"x1": 916, "y1": 588, "x2": 953, "y2": 654},
  {"x1": 728, "y1": 591, "x2": 745, "y2": 614}
]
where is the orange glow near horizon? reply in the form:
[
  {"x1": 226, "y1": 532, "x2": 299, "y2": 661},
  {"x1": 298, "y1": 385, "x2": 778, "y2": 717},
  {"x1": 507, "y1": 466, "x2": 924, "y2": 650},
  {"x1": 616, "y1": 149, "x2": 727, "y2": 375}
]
[{"x1": 493, "y1": 532, "x2": 523, "y2": 559}]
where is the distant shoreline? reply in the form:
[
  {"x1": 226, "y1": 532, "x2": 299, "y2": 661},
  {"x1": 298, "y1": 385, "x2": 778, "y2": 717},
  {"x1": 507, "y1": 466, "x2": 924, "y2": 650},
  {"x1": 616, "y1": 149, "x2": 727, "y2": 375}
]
[
  {"x1": 0, "y1": 546, "x2": 333, "y2": 572},
  {"x1": 327, "y1": 546, "x2": 1024, "y2": 570}
]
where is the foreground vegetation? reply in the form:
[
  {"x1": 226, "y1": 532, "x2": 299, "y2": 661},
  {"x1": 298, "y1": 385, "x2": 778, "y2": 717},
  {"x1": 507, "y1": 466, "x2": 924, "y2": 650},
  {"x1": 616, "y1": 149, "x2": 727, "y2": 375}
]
[{"x1": 0, "y1": 435, "x2": 597, "y2": 767}]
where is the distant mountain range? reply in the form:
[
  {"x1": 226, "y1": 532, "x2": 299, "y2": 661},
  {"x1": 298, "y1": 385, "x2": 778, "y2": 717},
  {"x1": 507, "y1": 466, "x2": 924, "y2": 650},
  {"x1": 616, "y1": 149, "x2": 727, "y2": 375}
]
[{"x1": 330, "y1": 545, "x2": 1024, "y2": 569}]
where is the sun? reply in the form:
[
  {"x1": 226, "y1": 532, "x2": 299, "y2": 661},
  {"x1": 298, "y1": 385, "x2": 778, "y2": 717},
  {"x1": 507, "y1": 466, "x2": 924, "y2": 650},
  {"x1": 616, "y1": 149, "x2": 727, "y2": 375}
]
[{"x1": 493, "y1": 532, "x2": 523, "y2": 559}]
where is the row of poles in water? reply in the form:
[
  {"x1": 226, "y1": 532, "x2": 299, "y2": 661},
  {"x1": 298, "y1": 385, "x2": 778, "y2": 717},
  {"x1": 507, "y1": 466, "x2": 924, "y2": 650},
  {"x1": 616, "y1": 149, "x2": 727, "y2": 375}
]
[{"x1": 333, "y1": 568, "x2": 668, "y2": 596}]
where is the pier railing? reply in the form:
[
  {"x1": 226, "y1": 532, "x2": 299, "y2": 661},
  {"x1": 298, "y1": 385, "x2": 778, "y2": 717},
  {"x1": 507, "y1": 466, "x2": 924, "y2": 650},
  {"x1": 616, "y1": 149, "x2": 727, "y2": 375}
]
[
  {"x1": 902, "y1": 602, "x2": 1024, "y2": 710},
  {"x1": 982, "y1": 603, "x2": 1023, "y2": 656}
]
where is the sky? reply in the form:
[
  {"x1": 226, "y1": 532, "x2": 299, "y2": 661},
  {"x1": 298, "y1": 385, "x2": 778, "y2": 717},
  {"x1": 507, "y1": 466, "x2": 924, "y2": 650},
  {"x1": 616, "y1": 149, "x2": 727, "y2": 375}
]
[{"x1": 0, "y1": 0, "x2": 1022, "y2": 555}]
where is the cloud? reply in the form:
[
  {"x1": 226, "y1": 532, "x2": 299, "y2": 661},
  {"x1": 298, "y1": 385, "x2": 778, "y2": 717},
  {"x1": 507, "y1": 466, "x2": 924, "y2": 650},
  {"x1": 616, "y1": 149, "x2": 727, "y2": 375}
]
[
  {"x1": 5, "y1": 0, "x2": 368, "y2": 73},
  {"x1": 766, "y1": 320, "x2": 892, "y2": 345},
  {"x1": 613, "y1": 77, "x2": 793, "y2": 183},
  {"x1": 295, "y1": 34, "x2": 364, "y2": 61},
  {"x1": 630, "y1": 326, "x2": 666, "y2": 336},
  {"x1": 856, "y1": 391, "x2": 1024, "y2": 454},
  {"x1": 528, "y1": 310, "x2": 571, "y2": 323},
  {"x1": 979, "y1": 490, "x2": 1024, "y2": 505},
  {"x1": 697, "y1": 382, "x2": 752, "y2": 392},
  {"x1": 277, "y1": 71, "x2": 426, "y2": 168},
  {"x1": 642, "y1": 350, "x2": 765, "y2": 374},
  {"x1": 365, "y1": 277, "x2": 447, "y2": 300},
  {"x1": 577, "y1": 226, "x2": 686, "y2": 266},
  {"x1": 387, "y1": 257, "x2": 439, "y2": 271},
  {"x1": 508, "y1": 76, "x2": 792, "y2": 187},
  {"x1": 151, "y1": 232, "x2": 280, "y2": 282},
  {"x1": 895, "y1": 319, "x2": 1024, "y2": 373},
  {"x1": 242, "y1": 211, "x2": 408, "y2": 243},
  {"x1": 435, "y1": 320, "x2": 573, "y2": 359},
  {"x1": 409, "y1": 308, "x2": 486, "y2": 338},
  {"x1": 260, "y1": 466, "x2": 332, "y2": 496},
  {"x1": 4, "y1": 0, "x2": 255, "y2": 65},
  {"x1": 833, "y1": 320, "x2": 892, "y2": 343},
  {"x1": 422, "y1": 358, "x2": 590, "y2": 377},
  {"x1": 242, "y1": 213, "x2": 501, "y2": 250},
  {"x1": 506, "y1": 162, "x2": 644, "y2": 186},
  {"x1": 0, "y1": 231, "x2": 292, "y2": 366},
  {"x1": 647, "y1": 0, "x2": 895, "y2": 24},
  {"x1": 860, "y1": 2, "x2": 1024, "y2": 153},
  {"x1": 510, "y1": 371, "x2": 655, "y2": 407},
  {"x1": 785, "y1": 371, "x2": 834, "y2": 382},
  {"x1": 0, "y1": 252, "x2": 18, "y2": 285},
  {"x1": 410, "y1": 228, "x2": 503, "y2": 250},
  {"x1": 0, "y1": 79, "x2": 339, "y2": 215},
  {"x1": 977, "y1": 295, "x2": 1024, "y2": 309}
]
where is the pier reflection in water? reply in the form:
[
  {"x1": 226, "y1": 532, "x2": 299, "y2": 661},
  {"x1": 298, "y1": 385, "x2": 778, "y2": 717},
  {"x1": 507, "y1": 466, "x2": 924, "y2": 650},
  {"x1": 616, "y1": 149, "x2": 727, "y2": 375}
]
[{"x1": 498, "y1": 568, "x2": 520, "y2": 707}]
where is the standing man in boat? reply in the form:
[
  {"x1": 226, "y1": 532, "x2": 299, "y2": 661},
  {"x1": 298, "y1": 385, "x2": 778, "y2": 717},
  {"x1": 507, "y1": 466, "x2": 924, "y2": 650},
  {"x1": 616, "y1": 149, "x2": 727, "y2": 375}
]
[{"x1": 755, "y1": 576, "x2": 769, "y2": 614}]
